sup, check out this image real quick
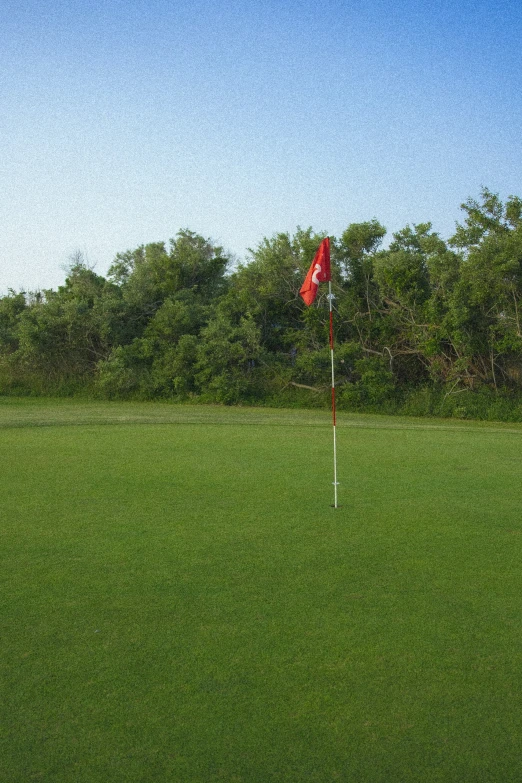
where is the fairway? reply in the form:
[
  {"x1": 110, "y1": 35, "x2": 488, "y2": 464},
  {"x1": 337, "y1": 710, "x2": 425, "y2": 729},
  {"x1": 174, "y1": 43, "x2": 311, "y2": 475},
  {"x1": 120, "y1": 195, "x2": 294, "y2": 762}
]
[{"x1": 2, "y1": 399, "x2": 522, "y2": 782}]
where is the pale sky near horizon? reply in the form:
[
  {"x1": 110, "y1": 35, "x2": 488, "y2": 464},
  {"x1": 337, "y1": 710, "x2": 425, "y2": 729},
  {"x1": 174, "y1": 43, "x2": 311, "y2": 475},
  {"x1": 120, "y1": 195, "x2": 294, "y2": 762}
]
[{"x1": 1, "y1": 0, "x2": 521, "y2": 294}]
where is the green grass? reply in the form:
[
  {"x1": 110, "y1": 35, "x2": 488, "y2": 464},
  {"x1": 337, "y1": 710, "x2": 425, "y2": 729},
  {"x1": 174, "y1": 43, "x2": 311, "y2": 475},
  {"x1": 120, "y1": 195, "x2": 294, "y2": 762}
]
[{"x1": 2, "y1": 398, "x2": 522, "y2": 782}]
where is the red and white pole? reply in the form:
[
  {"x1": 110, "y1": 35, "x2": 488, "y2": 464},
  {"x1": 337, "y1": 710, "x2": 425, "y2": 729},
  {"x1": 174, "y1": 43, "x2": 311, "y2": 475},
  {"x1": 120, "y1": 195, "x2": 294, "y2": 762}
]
[{"x1": 329, "y1": 281, "x2": 339, "y2": 508}]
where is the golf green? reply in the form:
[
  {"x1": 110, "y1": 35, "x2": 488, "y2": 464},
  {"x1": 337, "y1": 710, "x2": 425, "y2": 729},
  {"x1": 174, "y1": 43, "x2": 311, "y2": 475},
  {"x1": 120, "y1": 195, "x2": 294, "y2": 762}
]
[{"x1": 2, "y1": 399, "x2": 522, "y2": 781}]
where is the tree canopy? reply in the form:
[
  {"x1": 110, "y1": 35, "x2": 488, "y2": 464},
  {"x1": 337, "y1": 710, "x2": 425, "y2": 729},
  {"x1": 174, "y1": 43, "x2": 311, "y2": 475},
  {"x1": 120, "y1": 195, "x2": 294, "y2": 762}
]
[{"x1": 3, "y1": 190, "x2": 522, "y2": 420}]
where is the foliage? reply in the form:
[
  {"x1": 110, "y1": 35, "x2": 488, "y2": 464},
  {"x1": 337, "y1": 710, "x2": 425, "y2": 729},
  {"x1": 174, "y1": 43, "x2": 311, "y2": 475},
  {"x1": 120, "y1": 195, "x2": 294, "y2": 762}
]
[{"x1": 3, "y1": 191, "x2": 522, "y2": 419}]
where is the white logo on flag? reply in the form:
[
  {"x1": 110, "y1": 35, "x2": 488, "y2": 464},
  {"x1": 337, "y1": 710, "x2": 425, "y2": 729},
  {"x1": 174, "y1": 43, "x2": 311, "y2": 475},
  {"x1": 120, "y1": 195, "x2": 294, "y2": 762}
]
[{"x1": 311, "y1": 263, "x2": 322, "y2": 285}]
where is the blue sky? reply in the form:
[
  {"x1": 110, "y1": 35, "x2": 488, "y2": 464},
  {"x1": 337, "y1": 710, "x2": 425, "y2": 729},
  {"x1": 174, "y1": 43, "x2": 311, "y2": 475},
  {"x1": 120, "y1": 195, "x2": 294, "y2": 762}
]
[{"x1": 1, "y1": 0, "x2": 521, "y2": 293}]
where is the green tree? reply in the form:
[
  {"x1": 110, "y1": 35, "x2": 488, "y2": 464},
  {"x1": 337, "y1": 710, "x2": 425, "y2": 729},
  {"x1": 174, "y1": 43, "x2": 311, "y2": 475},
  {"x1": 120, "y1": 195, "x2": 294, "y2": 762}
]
[
  {"x1": 194, "y1": 313, "x2": 262, "y2": 403},
  {"x1": 13, "y1": 260, "x2": 116, "y2": 391},
  {"x1": 108, "y1": 230, "x2": 230, "y2": 320},
  {"x1": 97, "y1": 231, "x2": 232, "y2": 398},
  {"x1": 0, "y1": 290, "x2": 27, "y2": 354},
  {"x1": 446, "y1": 190, "x2": 522, "y2": 388}
]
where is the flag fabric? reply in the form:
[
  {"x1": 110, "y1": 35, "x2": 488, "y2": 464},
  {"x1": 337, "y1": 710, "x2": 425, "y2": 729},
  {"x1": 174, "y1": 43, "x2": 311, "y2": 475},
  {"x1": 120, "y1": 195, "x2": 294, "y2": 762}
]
[{"x1": 299, "y1": 237, "x2": 331, "y2": 306}]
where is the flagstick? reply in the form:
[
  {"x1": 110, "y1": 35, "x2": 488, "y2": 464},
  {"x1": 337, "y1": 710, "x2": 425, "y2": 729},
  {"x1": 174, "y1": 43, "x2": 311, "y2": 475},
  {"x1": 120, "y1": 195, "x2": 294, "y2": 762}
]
[
  {"x1": 299, "y1": 237, "x2": 337, "y2": 507},
  {"x1": 328, "y1": 281, "x2": 339, "y2": 508}
]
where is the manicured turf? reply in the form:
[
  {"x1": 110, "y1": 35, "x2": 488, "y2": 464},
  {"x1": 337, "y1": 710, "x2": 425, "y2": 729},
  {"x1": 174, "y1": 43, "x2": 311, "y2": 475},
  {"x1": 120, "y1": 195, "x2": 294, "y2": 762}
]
[{"x1": 2, "y1": 399, "x2": 522, "y2": 781}]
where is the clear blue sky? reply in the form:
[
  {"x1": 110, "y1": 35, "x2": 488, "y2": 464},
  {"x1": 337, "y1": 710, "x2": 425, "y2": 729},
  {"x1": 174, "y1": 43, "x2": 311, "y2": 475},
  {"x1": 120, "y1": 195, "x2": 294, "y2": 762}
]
[{"x1": 2, "y1": 0, "x2": 521, "y2": 293}]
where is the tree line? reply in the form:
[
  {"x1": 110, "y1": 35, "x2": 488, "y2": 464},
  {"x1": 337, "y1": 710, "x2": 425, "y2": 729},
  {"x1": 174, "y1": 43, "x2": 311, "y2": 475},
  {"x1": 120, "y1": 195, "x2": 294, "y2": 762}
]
[{"x1": 2, "y1": 188, "x2": 522, "y2": 420}]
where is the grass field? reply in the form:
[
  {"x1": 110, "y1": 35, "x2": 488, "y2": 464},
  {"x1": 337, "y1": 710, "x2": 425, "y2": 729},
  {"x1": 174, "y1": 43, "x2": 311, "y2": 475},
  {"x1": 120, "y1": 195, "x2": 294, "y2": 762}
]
[{"x1": 2, "y1": 398, "x2": 522, "y2": 782}]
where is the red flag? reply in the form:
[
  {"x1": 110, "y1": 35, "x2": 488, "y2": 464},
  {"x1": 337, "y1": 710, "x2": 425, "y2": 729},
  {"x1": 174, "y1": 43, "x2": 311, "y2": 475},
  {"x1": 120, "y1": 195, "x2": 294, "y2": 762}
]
[{"x1": 299, "y1": 237, "x2": 331, "y2": 306}]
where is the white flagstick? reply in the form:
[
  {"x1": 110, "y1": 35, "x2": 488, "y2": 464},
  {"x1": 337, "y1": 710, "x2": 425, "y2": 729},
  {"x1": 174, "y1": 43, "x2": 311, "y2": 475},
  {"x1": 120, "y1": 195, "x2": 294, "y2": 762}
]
[
  {"x1": 299, "y1": 237, "x2": 338, "y2": 507},
  {"x1": 328, "y1": 281, "x2": 339, "y2": 508}
]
